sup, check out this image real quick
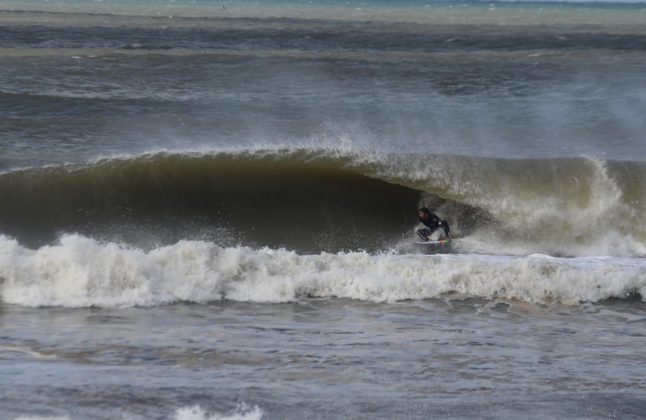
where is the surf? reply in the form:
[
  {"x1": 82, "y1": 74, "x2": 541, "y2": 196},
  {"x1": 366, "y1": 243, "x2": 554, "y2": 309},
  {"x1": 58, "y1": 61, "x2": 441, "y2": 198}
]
[{"x1": 0, "y1": 233, "x2": 644, "y2": 308}]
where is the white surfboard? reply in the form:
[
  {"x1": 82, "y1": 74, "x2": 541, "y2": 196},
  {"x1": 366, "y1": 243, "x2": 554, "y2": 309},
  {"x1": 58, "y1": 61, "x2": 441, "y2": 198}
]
[{"x1": 413, "y1": 238, "x2": 451, "y2": 247}]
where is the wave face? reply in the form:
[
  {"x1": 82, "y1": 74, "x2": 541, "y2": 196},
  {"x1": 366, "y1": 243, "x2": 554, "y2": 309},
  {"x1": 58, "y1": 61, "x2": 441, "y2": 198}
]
[
  {"x1": 0, "y1": 150, "x2": 644, "y2": 257},
  {"x1": 1, "y1": 234, "x2": 644, "y2": 308},
  {"x1": 0, "y1": 151, "x2": 422, "y2": 252}
]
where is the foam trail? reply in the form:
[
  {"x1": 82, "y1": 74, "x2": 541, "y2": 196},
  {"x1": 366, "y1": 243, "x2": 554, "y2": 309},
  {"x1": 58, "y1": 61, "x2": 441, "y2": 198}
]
[{"x1": 1, "y1": 235, "x2": 644, "y2": 308}]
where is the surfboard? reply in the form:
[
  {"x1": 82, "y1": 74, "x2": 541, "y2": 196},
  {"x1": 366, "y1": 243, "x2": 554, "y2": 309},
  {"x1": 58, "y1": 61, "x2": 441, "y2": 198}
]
[
  {"x1": 414, "y1": 238, "x2": 451, "y2": 246},
  {"x1": 413, "y1": 238, "x2": 452, "y2": 253}
]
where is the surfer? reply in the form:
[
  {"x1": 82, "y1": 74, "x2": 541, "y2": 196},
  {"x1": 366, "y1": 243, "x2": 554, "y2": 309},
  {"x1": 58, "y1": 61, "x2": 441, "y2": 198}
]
[{"x1": 416, "y1": 207, "x2": 450, "y2": 242}]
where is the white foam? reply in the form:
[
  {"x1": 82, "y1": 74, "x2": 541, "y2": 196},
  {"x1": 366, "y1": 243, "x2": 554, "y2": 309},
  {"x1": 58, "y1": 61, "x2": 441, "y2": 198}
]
[
  {"x1": 175, "y1": 405, "x2": 262, "y2": 420},
  {"x1": 1, "y1": 235, "x2": 644, "y2": 308},
  {"x1": 12, "y1": 404, "x2": 262, "y2": 420}
]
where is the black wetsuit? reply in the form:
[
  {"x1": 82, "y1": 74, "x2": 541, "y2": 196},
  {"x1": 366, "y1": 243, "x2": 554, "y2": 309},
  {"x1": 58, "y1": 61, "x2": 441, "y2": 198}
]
[{"x1": 418, "y1": 213, "x2": 450, "y2": 240}]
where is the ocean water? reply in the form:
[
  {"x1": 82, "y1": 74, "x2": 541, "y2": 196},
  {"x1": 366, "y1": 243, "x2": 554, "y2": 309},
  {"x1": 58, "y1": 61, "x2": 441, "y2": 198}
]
[{"x1": 1, "y1": 0, "x2": 646, "y2": 418}]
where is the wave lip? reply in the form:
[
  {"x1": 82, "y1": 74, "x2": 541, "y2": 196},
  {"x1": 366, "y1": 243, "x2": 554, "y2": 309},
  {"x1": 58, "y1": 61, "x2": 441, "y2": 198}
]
[{"x1": 1, "y1": 235, "x2": 644, "y2": 308}]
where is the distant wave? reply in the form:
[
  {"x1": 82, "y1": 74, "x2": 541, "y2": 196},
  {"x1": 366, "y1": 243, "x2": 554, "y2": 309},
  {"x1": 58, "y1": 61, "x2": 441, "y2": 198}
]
[
  {"x1": 2, "y1": 6, "x2": 646, "y2": 53},
  {"x1": 0, "y1": 149, "x2": 644, "y2": 257},
  {"x1": 2, "y1": 24, "x2": 645, "y2": 52},
  {"x1": 1, "y1": 234, "x2": 644, "y2": 308}
]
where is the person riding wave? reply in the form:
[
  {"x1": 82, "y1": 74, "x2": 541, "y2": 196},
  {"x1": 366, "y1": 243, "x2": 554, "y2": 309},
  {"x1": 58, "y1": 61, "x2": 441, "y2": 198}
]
[{"x1": 416, "y1": 207, "x2": 450, "y2": 242}]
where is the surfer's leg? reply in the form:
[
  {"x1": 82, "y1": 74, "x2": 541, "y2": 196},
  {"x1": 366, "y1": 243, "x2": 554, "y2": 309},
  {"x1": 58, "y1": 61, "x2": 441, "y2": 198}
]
[
  {"x1": 429, "y1": 228, "x2": 443, "y2": 241},
  {"x1": 416, "y1": 228, "x2": 431, "y2": 241}
]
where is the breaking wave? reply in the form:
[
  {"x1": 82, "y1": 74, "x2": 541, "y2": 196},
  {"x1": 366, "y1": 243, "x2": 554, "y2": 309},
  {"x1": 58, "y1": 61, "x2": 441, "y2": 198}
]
[
  {"x1": 1, "y1": 149, "x2": 645, "y2": 308},
  {"x1": 0, "y1": 149, "x2": 644, "y2": 257}
]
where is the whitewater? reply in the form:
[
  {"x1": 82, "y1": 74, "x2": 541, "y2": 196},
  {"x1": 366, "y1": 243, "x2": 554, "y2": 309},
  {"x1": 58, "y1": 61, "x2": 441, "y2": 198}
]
[
  {"x1": 1, "y1": 0, "x2": 646, "y2": 418},
  {"x1": 1, "y1": 234, "x2": 645, "y2": 308}
]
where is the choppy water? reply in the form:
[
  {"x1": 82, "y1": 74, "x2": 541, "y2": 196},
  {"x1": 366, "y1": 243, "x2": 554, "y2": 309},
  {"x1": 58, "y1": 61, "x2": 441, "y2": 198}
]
[
  {"x1": 1, "y1": 0, "x2": 645, "y2": 418},
  {"x1": 3, "y1": 299, "x2": 646, "y2": 419}
]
